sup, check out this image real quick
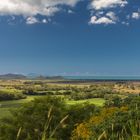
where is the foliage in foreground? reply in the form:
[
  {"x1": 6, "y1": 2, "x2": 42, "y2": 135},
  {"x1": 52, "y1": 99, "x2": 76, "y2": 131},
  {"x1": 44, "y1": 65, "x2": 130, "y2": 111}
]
[
  {"x1": 71, "y1": 97, "x2": 140, "y2": 140},
  {"x1": 0, "y1": 95, "x2": 140, "y2": 140},
  {"x1": 0, "y1": 97, "x2": 66, "y2": 140},
  {"x1": 0, "y1": 96, "x2": 97, "y2": 140}
]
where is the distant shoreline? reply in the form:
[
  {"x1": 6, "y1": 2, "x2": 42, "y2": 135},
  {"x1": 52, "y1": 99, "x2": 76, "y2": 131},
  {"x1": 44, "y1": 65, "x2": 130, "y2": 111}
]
[
  {"x1": 1, "y1": 74, "x2": 140, "y2": 82},
  {"x1": 63, "y1": 76, "x2": 140, "y2": 82}
]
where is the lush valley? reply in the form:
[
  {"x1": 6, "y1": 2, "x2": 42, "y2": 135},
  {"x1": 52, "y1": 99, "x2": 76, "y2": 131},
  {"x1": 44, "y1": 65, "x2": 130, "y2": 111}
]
[{"x1": 0, "y1": 80, "x2": 140, "y2": 139}]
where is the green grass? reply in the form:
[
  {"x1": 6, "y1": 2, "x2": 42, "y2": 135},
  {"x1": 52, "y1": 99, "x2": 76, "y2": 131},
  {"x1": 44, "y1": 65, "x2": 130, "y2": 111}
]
[
  {"x1": 0, "y1": 96, "x2": 105, "y2": 118},
  {"x1": 0, "y1": 96, "x2": 37, "y2": 118},
  {"x1": 67, "y1": 98, "x2": 105, "y2": 106}
]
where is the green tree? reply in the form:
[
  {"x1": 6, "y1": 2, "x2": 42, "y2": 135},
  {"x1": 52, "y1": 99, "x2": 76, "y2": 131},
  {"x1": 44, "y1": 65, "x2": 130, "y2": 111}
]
[{"x1": 0, "y1": 96, "x2": 67, "y2": 140}]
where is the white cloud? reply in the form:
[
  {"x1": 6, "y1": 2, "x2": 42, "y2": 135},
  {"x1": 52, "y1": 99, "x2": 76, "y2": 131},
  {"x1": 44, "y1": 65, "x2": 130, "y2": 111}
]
[
  {"x1": 106, "y1": 12, "x2": 117, "y2": 21},
  {"x1": 42, "y1": 19, "x2": 48, "y2": 24},
  {"x1": 91, "y1": 0, "x2": 128, "y2": 10},
  {"x1": 26, "y1": 17, "x2": 39, "y2": 24},
  {"x1": 89, "y1": 16, "x2": 115, "y2": 25},
  {"x1": 0, "y1": 0, "x2": 140, "y2": 25},
  {"x1": 89, "y1": 0, "x2": 129, "y2": 25},
  {"x1": 0, "y1": 0, "x2": 81, "y2": 24},
  {"x1": 132, "y1": 12, "x2": 140, "y2": 19},
  {"x1": 68, "y1": 10, "x2": 74, "y2": 14},
  {"x1": 89, "y1": 11, "x2": 117, "y2": 25},
  {"x1": 0, "y1": 0, "x2": 81, "y2": 16},
  {"x1": 26, "y1": 17, "x2": 49, "y2": 24}
]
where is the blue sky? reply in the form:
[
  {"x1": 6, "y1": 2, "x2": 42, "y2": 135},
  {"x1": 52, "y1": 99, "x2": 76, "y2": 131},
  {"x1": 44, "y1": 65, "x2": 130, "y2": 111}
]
[{"x1": 0, "y1": 0, "x2": 140, "y2": 76}]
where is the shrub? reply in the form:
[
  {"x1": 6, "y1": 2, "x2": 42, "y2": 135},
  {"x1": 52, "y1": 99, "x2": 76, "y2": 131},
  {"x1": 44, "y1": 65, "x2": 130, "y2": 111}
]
[
  {"x1": 0, "y1": 89, "x2": 26, "y2": 101},
  {"x1": 0, "y1": 96, "x2": 67, "y2": 140}
]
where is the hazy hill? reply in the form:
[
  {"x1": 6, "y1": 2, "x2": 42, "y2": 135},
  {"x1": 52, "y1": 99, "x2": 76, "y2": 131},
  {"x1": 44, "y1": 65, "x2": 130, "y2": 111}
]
[
  {"x1": 0, "y1": 73, "x2": 64, "y2": 80},
  {"x1": 0, "y1": 74, "x2": 27, "y2": 79}
]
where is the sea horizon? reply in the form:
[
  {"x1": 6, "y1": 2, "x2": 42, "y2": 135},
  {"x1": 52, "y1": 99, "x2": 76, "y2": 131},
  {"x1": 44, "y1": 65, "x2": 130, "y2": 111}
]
[{"x1": 64, "y1": 76, "x2": 140, "y2": 80}]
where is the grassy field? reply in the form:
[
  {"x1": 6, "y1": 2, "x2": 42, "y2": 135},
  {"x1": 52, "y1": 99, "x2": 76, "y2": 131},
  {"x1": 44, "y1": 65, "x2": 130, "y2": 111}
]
[
  {"x1": 67, "y1": 98, "x2": 105, "y2": 106},
  {"x1": 0, "y1": 96, "x2": 105, "y2": 118},
  {"x1": 0, "y1": 96, "x2": 35, "y2": 118}
]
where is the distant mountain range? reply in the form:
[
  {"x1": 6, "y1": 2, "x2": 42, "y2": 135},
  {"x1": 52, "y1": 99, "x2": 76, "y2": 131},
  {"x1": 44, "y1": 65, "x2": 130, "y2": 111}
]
[
  {"x1": 0, "y1": 74, "x2": 27, "y2": 80},
  {"x1": 0, "y1": 73, "x2": 64, "y2": 80}
]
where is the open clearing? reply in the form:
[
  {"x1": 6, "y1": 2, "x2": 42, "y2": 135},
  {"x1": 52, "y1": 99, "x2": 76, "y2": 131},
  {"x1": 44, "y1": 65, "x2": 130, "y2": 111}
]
[{"x1": 67, "y1": 98, "x2": 105, "y2": 106}]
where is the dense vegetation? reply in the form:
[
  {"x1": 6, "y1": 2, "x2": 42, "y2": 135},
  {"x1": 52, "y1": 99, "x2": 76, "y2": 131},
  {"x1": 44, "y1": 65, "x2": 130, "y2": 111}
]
[
  {"x1": 0, "y1": 97, "x2": 99, "y2": 140},
  {"x1": 72, "y1": 96, "x2": 140, "y2": 140},
  {"x1": 0, "y1": 80, "x2": 140, "y2": 140},
  {"x1": 0, "y1": 89, "x2": 26, "y2": 101},
  {"x1": 0, "y1": 96, "x2": 140, "y2": 140}
]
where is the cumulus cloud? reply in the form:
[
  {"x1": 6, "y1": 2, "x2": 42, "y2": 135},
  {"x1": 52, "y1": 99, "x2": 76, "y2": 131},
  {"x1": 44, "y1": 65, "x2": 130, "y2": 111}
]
[
  {"x1": 26, "y1": 17, "x2": 49, "y2": 24},
  {"x1": 42, "y1": 19, "x2": 48, "y2": 24},
  {"x1": 89, "y1": 11, "x2": 117, "y2": 25},
  {"x1": 106, "y1": 12, "x2": 117, "y2": 21},
  {"x1": 0, "y1": 0, "x2": 140, "y2": 25},
  {"x1": 90, "y1": 0, "x2": 128, "y2": 10},
  {"x1": 89, "y1": 16, "x2": 115, "y2": 25},
  {"x1": 89, "y1": 0, "x2": 129, "y2": 25},
  {"x1": 26, "y1": 17, "x2": 39, "y2": 24},
  {"x1": 0, "y1": 0, "x2": 81, "y2": 16},
  {"x1": 132, "y1": 12, "x2": 140, "y2": 20},
  {"x1": 0, "y1": 0, "x2": 81, "y2": 24}
]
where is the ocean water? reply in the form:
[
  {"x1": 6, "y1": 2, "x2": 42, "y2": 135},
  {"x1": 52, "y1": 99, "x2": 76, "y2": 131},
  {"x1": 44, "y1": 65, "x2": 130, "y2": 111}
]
[{"x1": 64, "y1": 76, "x2": 140, "y2": 80}]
